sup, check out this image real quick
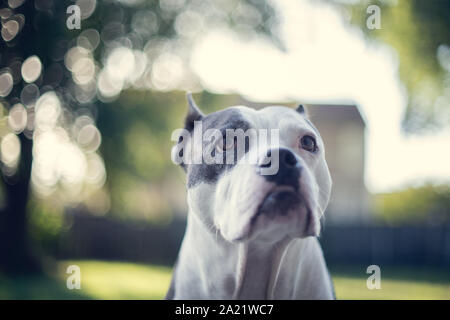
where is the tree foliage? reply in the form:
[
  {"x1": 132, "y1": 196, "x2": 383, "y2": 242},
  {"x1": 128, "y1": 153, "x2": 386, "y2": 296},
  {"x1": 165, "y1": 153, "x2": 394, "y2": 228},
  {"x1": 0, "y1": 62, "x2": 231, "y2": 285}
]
[
  {"x1": 325, "y1": 0, "x2": 450, "y2": 132},
  {"x1": 375, "y1": 184, "x2": 450, "y2": 225}
]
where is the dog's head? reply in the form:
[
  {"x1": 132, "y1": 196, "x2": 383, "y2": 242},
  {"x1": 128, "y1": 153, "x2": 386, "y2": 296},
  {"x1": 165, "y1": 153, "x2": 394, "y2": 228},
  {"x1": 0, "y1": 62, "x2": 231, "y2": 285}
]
[{"x1": 172, "y1": 94, "x2": 332, "y2": 244}]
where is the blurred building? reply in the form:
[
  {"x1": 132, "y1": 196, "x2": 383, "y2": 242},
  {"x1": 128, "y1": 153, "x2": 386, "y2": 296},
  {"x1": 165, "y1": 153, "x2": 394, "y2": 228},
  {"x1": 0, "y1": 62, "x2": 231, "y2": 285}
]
[
  {"x1": 237, "y1": 97, "x2": 371, "y2": 224},
  {"x1": 306, "y1": 104, "x2": 370, "y2": 224}
]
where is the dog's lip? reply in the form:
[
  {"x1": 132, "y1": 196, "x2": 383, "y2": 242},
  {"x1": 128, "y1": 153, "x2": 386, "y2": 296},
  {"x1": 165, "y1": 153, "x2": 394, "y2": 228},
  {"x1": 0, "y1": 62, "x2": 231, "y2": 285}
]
[
  {"x1": 255, "y1": 185, "x2": 299, "y2": 214},
  {"x1": 231, "y1": 186, "x2": 300, "y2": 241},
  {"x1": 226, "y1": 185, "x2": 309, "y2": 243}
]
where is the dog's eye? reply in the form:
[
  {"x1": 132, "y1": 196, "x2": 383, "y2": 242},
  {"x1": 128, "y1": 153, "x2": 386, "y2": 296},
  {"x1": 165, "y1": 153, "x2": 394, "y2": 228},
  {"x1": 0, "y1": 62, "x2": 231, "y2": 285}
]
[
  {"x1": 300, "y1": 135, "x2": 317, "y2": 152},
  {"x1": 215, "y1": 137, "x2": 235, "y2": 153}
]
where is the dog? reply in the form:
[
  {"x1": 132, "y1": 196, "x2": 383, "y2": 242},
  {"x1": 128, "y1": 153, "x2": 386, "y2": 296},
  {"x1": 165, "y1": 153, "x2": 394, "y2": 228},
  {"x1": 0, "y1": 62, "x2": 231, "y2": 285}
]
[{"x1": 167, "y1": 93, "x2": 334, "y2": 299}]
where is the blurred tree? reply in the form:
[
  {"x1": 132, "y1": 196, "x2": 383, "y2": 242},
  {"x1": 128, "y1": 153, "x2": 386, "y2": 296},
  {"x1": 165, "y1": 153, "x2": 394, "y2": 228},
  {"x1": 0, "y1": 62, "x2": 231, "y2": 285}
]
[
  {"x1": 0, "y1": 0, "x2": 280, "y2": 274},
  {"x1": 325, "y1": 0, "x2": 450, "y2": 133},
  {"x1": 374, "y1": 184, "x2": 450, "y2": 225}
]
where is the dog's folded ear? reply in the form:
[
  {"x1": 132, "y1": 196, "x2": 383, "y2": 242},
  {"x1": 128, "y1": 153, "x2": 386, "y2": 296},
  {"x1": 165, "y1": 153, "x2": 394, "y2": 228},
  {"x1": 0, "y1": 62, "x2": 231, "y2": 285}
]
[
  {"x1": 185, "y1": 93, "x2": 204, "y2": 131},
  {"x1": 296, "y1": 104, "x2": 305, "y2": 114},
  {"x1": 296, "y1": 104, "x2": 311, "y2": 118}
]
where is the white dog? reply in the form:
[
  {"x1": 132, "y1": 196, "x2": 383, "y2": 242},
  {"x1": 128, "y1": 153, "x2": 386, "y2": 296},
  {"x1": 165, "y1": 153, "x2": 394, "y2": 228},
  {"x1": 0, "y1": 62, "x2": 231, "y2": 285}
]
[{"x1": 167, "y1": 94, "x2": 334, "y2": 299}]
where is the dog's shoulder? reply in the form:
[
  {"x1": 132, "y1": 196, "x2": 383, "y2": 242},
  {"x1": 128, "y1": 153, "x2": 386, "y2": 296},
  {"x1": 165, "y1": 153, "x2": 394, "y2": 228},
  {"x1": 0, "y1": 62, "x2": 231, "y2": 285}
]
[{"x1": 165, "y1": 259, "x2": 179, "y2": 300}]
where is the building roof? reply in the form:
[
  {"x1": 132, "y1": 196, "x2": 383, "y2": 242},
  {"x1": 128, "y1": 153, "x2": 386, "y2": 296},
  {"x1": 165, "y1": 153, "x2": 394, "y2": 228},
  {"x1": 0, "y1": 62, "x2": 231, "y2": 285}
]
[
  {"x1": 234, "y1": 95, "x2": 366, "y2": 128},
  {"x1": 305, "y1": 104, "x2": 366, "y2": 127}
]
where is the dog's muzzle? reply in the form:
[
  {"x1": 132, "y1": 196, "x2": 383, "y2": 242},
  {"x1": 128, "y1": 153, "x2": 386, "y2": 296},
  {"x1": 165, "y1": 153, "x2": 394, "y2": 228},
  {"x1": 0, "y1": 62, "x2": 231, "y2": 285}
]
[{"x1": 255, "y1": 148, "x2": 304, "y2": 218}]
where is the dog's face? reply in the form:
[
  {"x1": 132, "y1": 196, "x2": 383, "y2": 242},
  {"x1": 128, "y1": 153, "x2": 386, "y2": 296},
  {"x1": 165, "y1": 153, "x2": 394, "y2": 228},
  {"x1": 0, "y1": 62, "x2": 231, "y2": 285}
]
[{"x1": 172, "y1": 95, "x2": 332, "y2": 244}]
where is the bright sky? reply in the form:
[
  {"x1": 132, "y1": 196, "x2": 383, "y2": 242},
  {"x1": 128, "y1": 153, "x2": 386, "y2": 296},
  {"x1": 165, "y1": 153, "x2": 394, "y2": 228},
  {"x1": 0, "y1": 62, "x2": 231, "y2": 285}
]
[{"x1": 191, "y1": 0, "x2": 450, "y2": 193}]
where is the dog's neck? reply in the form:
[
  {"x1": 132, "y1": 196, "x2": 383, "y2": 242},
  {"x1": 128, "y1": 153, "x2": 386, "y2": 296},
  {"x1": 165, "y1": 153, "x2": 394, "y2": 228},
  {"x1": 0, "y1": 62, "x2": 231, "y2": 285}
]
[{"x1": 175, "y1": 209, "x2": 292, "y2": 299}]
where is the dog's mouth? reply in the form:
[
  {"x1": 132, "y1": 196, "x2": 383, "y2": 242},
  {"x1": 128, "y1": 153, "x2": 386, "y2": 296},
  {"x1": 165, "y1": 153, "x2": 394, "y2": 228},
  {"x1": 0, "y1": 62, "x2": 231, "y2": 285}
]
[
  {"x1": 227, "y1": 186, "x2": 304, "y2": 241},
  {"x1": 223, "y1": 183, "x2": 316, "y2": 243},
  {"x1": 255, "y1": 186, "x2": 302, "y2": 219}
]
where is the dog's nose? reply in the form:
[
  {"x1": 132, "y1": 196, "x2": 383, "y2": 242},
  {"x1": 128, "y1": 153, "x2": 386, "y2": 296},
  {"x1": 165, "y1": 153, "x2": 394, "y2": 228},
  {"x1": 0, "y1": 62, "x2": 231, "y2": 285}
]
[{"x1": 258, "y1": 148, "x2": 301, "y2": 188}]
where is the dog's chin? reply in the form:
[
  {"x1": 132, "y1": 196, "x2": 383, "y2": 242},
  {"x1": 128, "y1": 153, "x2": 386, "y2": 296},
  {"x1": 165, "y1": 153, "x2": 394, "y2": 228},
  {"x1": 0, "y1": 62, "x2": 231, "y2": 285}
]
[{"x1": 222, "y1": 187, "x2": 317, "y2": 243}]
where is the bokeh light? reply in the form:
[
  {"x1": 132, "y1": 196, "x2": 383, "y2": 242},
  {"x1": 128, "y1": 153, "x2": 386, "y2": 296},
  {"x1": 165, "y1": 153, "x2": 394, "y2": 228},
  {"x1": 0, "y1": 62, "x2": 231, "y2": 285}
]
[
  {"x1": 1, "y1": 19, "x2": 19, "y2": 41},
  {"x1": 77, "y1": 29, "x2": 101, "y2": 51},
  {"x1": 0, "y1": 71, "x2": 13, "y2": 97},
  {"x1": 77, "y1": 124, "x2": 101, "y2": 153},
  {"x1": 7, "y1": 103, "x2": 27, "y2": 133},
  {"x1": 21, "y1": 56, "x2": 42, "y2": 83},
  {"x1": 20, "y1": 83, "x2": 40, "y2": 107},
  {"x1": 150, "y1": 53, "x2": 184, "y2": 91},
  {"x1": 8, "y1": 0, "x2": 25, "y2": 9},
  {"x1": 1, "y1": 132, "x2": 20, "y2": 169},
  {"x1": 76, "y1": 0, "x2": 97, "y2": 20},
  {"x1": 34, "y1": 91, "x2": 61, "y2": 131}
]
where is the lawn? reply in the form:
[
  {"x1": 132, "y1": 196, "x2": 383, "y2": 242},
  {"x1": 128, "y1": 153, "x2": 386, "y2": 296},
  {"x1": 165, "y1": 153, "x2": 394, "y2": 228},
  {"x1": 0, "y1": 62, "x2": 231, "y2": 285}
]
[
  {"x1": 329, "y1": 265, "x2": 450, "y2": 299},
  {"x1": 0, "y1": 260, "x2": 449, "y2": 299}
]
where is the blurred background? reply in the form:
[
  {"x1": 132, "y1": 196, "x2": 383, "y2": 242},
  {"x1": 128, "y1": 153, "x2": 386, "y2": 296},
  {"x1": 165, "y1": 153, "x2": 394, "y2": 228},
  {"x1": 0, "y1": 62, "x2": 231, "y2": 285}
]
[{"x1": 0, "y1": 0, "x2": 449, "y2": 299}]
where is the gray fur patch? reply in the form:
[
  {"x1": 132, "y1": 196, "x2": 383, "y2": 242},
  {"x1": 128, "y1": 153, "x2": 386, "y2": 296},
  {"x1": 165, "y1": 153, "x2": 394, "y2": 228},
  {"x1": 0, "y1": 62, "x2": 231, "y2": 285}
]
[{"x1": 186, "y1": 108, "x2": 250, "y2": 188}]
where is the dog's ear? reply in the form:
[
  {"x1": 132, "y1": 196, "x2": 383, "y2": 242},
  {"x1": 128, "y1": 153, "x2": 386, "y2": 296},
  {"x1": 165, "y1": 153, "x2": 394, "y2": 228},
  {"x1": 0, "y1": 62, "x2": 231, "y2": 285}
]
[
  {"x1": 296, "y1": 104, "x2": 305, "y2": 114},
  {"x1": 296, "y1": 104, "x2": 310, "y2": 118},
  {"x1": 185, "y1": 93, "x2": 204, "y2": 131}
]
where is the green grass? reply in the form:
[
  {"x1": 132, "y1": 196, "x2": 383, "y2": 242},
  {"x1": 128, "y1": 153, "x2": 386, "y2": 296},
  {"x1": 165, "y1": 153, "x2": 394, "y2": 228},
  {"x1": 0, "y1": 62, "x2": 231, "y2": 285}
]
[
  {"x1": 0, "y1": 260, "x2": 172, "y2": 300},
  {"x1": 0, "y1": 260, "x2": 449, "y2": 299},
  {"x1": 330, "y1": 265, "x2": 450, "y2": 299}
]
